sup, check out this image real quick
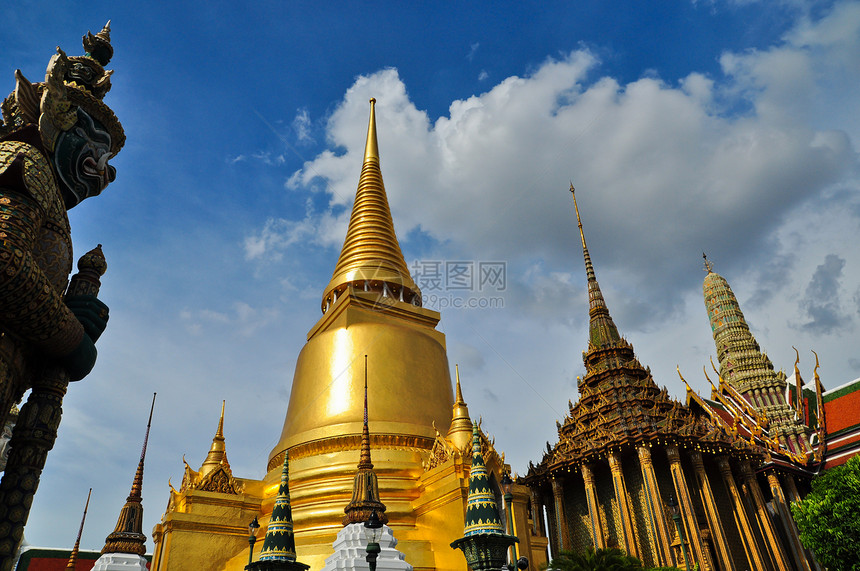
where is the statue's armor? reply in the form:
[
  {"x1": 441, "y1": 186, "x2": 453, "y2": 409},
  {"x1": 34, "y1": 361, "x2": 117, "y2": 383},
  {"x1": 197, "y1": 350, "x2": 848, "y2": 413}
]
[{"x1": 0, "y1": 135, "x2": 81, "y2": 431}]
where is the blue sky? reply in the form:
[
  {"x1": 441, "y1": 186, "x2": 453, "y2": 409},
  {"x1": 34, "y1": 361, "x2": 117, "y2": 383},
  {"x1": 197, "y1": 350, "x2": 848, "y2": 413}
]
[{"x1": 3, "y1": 0, "x2": 859, "y2": 555}]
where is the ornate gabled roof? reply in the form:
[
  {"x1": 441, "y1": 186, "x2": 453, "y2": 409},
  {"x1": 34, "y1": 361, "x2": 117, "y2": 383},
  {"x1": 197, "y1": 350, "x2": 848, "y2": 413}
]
[
  {"x1": 526, "y1": 190, "x2": 744, "y2": 482},
  {"x1": 101, "y1": 394, "x2": 155, "y2": 556},
  {"x1": 179, "y1": 402, "x2": 242, "y2": 496},
  {"x1": 321, "y1": 98, "x2": 421, "y2": 312},
  {"x1": 343, "y1": 356, "x2": 388, "y2": 525}
]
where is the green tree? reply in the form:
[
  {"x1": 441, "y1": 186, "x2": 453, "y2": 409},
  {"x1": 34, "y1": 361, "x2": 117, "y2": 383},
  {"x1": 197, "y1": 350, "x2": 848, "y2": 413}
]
[{"x1": 791, "y1": 454, "x2": 860, "y2": 571}]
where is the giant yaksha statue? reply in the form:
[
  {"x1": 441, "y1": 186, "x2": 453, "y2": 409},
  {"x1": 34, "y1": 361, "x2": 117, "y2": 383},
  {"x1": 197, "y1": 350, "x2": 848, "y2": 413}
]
[{"x1": 0, "y1": 23, "x2": 123, "y2": 563}]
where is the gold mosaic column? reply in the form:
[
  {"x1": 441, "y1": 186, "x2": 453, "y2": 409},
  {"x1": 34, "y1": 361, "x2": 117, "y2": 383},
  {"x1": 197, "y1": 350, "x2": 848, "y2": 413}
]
[
  {"x1": 690, "y1": 451, "x2": 735, "y2": 571},
  {"x1": 580, "y1": 462, "x2": 605, "y2": 549},
  {"x1": 784, "y1": 475, "x2": 802, "y2": 504},
  {"x1": 716, "y1": 457, "x2": 766, "y2": 571},
  {"x1": 666, "y1": 445, "x2": 706, "y2": 567},
  {"x1": 551, "y1": 477, "x2": 570, "y2": 550},
  {"x1": 637, "y1": 447, "x2": 672, "y2": 566},
  {"x1": 767, "y1": 472, "x2": 811, "y2": 571},
  {"x1": 608, "y1": 452, "x2": 639, "y2": 558},
  {"x1": 740, "y1": 461, "x2": 792, "y2": 571},
  {"x1": 530, "y1": 488, "x2": 544, "y2": 537}
]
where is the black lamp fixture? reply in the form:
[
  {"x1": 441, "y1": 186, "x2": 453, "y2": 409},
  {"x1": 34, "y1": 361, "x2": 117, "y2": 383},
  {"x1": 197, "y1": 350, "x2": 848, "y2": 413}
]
[
  {"x1": 666, "y1": 496, "x2": 691, "y2": 570},
  {"x1": 364, "y1": 510, "x2": 384, "y2": 571},
  {"x1": 499, "y1": 472, "x2": 517, "y2": 564},
  {"x1": 246, "y1": 516, "x2": 260, "y2": 570}
]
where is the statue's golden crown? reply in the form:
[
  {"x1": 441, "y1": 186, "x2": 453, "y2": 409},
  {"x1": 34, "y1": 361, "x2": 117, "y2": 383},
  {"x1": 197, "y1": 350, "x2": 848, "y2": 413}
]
[{"x1": 0, "y1": 21, "x2": 125, "y2": 154}]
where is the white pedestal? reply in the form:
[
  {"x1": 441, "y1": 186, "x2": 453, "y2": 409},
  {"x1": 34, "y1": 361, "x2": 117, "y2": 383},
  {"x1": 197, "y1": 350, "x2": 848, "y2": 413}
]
[
  {"x1": 321, "y1": 523, "x2": 412, "y2": 571},
  {"x1": 91, "y1": 552, "x2": 148, "y2": 571}
]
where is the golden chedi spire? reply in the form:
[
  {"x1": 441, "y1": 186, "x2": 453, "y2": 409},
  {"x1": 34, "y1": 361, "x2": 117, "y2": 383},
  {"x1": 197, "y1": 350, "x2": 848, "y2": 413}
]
[
  {"x1": 343, "y1": 356, "x2": 388, "y2": 525},
  {"x1": 66, "y1": 488, "x2": 92, "y2": 571},
  {"x1": 102, "y1": 393, "x2": 155, "y2": 556},
  {"x1": 447, "y1": 364, "x2": 473, "y2": 451},
  {"x1": 199, "y1": 400, "x2": 227, "y2": 478},
  {"x1": 321, "y1": 98, "x2": 421, "y2": 312}
]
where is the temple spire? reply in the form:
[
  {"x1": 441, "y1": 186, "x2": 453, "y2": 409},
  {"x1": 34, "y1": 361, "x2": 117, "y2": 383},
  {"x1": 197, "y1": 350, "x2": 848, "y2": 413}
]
[
  {"x1": 342, "y1": 356, "x2": 387, "y2": 525},
  {"x1": 101, "y1": 393, "x2": 155, "y2": 556},
  {"x1": 200, "y1": 400, "x2": 226, "y2": 477},
  {"x1": 257, "y1": 451, "x2": 310, "y2": 569},
  {"x1": 447, "y1": 364, "x2": 473, "y2": 451},
  {"x1": 321, "y1": 98, "x2": 421, "y2": 312},
  {"x1": 569, "y1": 184, "x2": 620, "y2": 347},
  {"x1": 65, "y1": 488, "x2": 92, "y2": 571}
]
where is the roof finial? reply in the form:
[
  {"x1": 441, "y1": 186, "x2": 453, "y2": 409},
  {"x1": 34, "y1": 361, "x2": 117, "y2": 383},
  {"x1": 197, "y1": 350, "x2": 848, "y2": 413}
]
[
  {"x1": 365, "y1": 98, "x2": 379, "y2": 163},
  {"x1": 703, "y1": 252, "x2": 713, "y2": 273},
  {"x1": 65, "y1": 488, "x2": 92, "y2": 570},
  {"x1": 342, "y1": 355, "x2": 387, "y2": 525},
  {"x1": 455, "y1": 364, "x2": 465, "y2": 405},
  {"x1": 200, "y1": 400, "x2": 227, "y2": 475},
  {"x1": 101, "y1": 393, "x2": 155, "y2": 556}
]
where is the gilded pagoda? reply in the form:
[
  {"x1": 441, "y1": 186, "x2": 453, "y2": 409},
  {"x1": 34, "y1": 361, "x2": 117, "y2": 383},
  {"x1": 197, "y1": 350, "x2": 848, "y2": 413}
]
[
  {"x1": 151, "y1": 100, "x2": 547, "y2": 571},
  {"x1": 524, "y1": 187, "x2": 815, "y2": 571}
]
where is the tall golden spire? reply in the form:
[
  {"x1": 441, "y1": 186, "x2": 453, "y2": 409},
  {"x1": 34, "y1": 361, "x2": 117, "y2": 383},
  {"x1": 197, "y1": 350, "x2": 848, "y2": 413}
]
[
  {"x1": 66, "y1": 488, "x2": 91, "y2": 571},
  {"x1": 101, "y1": 393, "x2": 155, "y2": 556},
  {"x1": 321, "y1": 98, "x2": 420, "y2": 311},
  {"x1": 343, "y1": 355, "x2": 387, "y2": 525},
  {"x1": 447, "y1": 364, "x2": 473, "y2": 451},
  {"x1": 570, "y1": 184, "x2": 620, "y2": 347},
  {"x1": 199, "y1": 400, "x2": 226, "y2": 477}
]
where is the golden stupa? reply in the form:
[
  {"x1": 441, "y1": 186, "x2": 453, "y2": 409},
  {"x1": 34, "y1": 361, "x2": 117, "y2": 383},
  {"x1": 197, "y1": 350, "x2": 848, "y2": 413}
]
[{"x1": 151, "y1": 100, "x2": 548, "y2": 571}]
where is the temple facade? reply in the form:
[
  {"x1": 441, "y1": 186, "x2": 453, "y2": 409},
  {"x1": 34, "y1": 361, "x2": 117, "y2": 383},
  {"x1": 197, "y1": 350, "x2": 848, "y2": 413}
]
[{"x1": 523, "y1": 188, "x2": 817, "y2": 571}]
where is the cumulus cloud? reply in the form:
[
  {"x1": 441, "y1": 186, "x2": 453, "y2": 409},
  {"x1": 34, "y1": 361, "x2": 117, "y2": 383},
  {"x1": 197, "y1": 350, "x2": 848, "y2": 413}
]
[
  {"x1": 268, "y1": 11, "x2": 857, "y2": 329},
  {"x1": 798, "y1": 254, "x2": 851, "y2": 333}
]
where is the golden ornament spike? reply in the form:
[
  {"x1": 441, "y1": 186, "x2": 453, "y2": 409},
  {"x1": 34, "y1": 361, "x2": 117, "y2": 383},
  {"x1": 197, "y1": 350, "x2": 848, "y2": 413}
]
[
  {"x1": 200, "y1": 400, "x2": 227, "y2": 477},
  {"x1": 359, "y1": 355, "x2": 372, "y2": 470},
  {"x1": 454, "y1": 364, "x2": 465, "y2": 405},
  {"x1": 793, "y1": 346, "x2": 804, "y2": 419},
  {"x1": 321, "y1": 98, "x2": 420, "y2": 311},
  {"x1": 66, "y1": 488, "x2": 92, "y2": 570},
  {"x1": 703, "y1": 252, "x2": 713, "y2": 273}
]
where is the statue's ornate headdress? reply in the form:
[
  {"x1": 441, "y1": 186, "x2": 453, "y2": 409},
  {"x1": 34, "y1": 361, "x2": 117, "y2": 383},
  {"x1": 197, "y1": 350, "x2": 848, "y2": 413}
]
[{"x1": 1, "y1": 22, "x2": 125, "y2": 155}]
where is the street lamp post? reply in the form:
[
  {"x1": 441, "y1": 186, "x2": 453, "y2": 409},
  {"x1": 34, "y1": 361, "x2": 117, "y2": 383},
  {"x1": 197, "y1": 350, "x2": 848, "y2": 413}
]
[
  {"x1": 364, "y1": 510, "x2": 383, "y2": 571},
  {"x1": 667, "y1": 495, "x2": 691, "y2": 571},
  {"x1": 500, "y1": 473, "x2": 518, "y2": 565},
  {"x1": 246, "y1": 516, "x2": 260, "y2": 570}
]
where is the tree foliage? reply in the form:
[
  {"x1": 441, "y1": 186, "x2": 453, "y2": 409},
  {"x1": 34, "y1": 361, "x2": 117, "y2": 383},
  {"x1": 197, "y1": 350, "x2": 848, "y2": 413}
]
[
  {"x1": 791, "y1": 455, "x2": 860, "y2": 571},
  {"x1": 546, "y1": 548, "x2": 657, "y2": 571}
]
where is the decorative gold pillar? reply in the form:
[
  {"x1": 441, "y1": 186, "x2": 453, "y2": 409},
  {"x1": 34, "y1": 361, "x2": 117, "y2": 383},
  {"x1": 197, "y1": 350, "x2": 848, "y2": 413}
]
[
  {"x1": 608, "y1": 451, "x2": 639, "y2": 558},
  {"x1": 581, "y1": 462, "x2": 605, "y2": 549},
  {"x1": 690, "y1": 451, "x2": 735, "y2": 571},
  {"x1": 767, "y1": 472, "x2": 811, "y2": 571},
  {"x1": 784, "y1": 474, "x2": 802, "y2": 504},
  {"x1": 637, "y1": 446, "x2": 673, "y2": 566},
  {"x1": 717, "y1": 457, "x2": 766, "y2": 571},
  {"x1": 545, "y1": 490, "x2": 559, "y2": 559},
  {"x1": 666, "y1": 445, "x2": 706, "y2": 567},
  {"x1": 740, "y1": 461, "x2": 792, "y2": 571},
  {"x1": 551, "y1": 477, "x2": 570, "y2": 550}
]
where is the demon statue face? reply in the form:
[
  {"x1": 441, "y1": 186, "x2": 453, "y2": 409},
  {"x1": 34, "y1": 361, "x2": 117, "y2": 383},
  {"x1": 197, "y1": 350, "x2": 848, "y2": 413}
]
[{"x1": 53, "y1": 107, "x2": 116, "y2": 208}]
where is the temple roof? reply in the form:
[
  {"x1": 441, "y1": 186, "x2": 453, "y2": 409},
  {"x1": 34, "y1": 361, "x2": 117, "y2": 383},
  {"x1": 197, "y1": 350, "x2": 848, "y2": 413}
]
[
  {"x1": 526, "y1": 190, "x2": 743, "y2": 481},
  {"x1": 321, "y1": 99, "x2": 420, "y2": 311}
]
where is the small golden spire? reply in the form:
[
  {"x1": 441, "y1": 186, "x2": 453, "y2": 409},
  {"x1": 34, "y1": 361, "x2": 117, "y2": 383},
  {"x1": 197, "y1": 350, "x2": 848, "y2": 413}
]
[
  {"x1": 447, "y1": 365, "x2": 473, "y2": 451},
  {"x1": 365, "y1": 98, "x2": 379, "y2": 163},
  {"x1": 358, "y1": 355, "x2": 373, "y2": 470},
  {"x1": 66, "y1": 488, "x2": 92, "y2": 570},
  {"x1": 703, "y1": 252, "x2": 714, "y2": 273},
  {"x1": 792, "y1": 347, "x2": 804, "y2": 419},
  {"x1": 200, "y1": 401, "x2": 227, "y2": 476},
  {"x1": 321, "y1": 98, "x2": 420, "y2": 311}
]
